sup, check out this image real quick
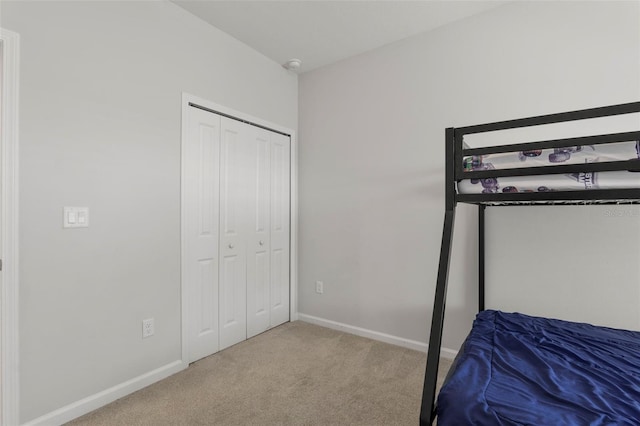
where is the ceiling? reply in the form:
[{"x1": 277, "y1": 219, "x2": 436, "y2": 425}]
[{"x1": 172, "y1": 1, "x2": 507, "y2": 74}]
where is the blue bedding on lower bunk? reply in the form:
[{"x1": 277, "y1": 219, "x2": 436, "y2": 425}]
[{"x1": 437, "y1": 310, "x2": 640, "y2": 425}]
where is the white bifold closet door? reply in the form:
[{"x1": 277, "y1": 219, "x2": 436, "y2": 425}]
[
  {"x1": 186, "y1": 106, "x2": 290, "y2": 363},
  {"x1": 245, "y1": 121, "x2": 291, "y2": 339},
  {"x1": 185, "y1": 107, "x2": 222, "y2": 362},
  {"x1": 218, "y1": 117, "x2": 249, "y2": 350},
  {"x1": 266, "y1": 131, "x2": 291, "y2": 330}
]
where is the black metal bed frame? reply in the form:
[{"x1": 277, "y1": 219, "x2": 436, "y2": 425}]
[{"x1": 419, "y1": 101, "x2": 640, "y2": 426}]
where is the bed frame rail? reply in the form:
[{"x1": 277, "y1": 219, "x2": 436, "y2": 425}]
[
  {"x1": 420, "y1": 209, "x2": 455, "y2": 425},
  {"x1": 455, "y1": 101, "x2": 640, "y2": 135},
  {"x1": 463, "y1": 130, "x2": 640, "y2": 157},
  {"x1": 419, "y1": 128, "x2": 457, "y2": 425}
]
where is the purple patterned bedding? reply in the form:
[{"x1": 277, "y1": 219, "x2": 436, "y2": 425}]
[{"x1": 459, "y1": 141, "x2": 640, "y2": 194}]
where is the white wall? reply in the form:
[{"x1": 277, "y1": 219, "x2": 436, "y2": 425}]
[
  {"x1": 486, "y1": 205, "x2": 640, "y2": 331},
  {"x1": 1, "y1": 1, "x2": 297, "y2": 423},
  {"x1": 298, "y1": 1, "x2": 640, "y2": 352}
]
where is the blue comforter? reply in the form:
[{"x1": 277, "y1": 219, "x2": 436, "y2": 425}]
[{"x1": 437, "y1": 310, "x2": 640, "y2": 425}]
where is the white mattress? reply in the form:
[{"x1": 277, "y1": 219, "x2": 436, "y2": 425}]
[
  {"x1": 458, "y1": 170, "x2": 640, "y2": 194},
  {"x1": 459, "y1": 140, "x2": 640, "y2": 194}
]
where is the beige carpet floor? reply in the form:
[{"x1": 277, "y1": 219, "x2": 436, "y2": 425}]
[{"x1": 68, "y1": 321, "x2": 452, "y2": 426}]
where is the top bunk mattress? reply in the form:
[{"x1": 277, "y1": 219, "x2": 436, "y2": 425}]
[
  {"x1": 459, "y1": 140, "x2": 640, "y2": 194},
  {"x1": 437, "y1": 310, "x2": 640, "y2": 426}
]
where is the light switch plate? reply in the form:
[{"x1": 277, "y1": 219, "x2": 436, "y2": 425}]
[{"x1": 64, "y1": 207, "x2": 89, "y2": 228}]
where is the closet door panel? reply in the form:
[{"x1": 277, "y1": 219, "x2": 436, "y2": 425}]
[
  {"x1": 185, "y1": 108, "x2": 221, "y2": 363},
  {"x1": 270, "y1": 133, "x2": 291, "y2": 327},
  {"x1": 247, "y1": 128, "x2": 272, "y2": 338},
  {"x1": 219, "y1": 117, "x2": 247, "y2": 350}
]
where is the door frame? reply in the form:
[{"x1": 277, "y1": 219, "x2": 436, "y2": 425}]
[
  {"x1": 180, "y1": 93, "x2": 298, "y2": 364},
  {"x1": 0, "y1": 28, "x2": 20, "y2": 426}
]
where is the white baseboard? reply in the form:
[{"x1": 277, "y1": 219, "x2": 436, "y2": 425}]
[
  {"x1": 297, "y1": 314, "x2": 458, "y2": 360},
  {"x1": 23, "y1": 360, "x2": 186, "y2": 426},
  {"x1": 22, "y1": 318, "x2": 454, "y2": 425}
]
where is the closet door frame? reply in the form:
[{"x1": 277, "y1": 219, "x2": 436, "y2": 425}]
[{"x1": 180, "y1": 93, "x2": 298, "y2": 364}]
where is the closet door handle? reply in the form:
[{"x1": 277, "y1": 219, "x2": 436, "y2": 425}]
[
  {"x1": 259, "y1": 240, "x2": 264, "y2": 246},
  {"x1": 228, "y1": 243, "x2": 234, "y2": 249}
]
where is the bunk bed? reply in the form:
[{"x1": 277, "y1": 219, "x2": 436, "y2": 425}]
[{"x1": 419, "y1": 102, "x2": 640, "y2": 426}]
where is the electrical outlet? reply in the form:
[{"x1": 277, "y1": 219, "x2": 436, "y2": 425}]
[
  {"x1": 315, "y1": 281, "x2": 324, "y2": 294},
  {"x1": 142, "y1": 318, "x2": 154, "y2": 338}
]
